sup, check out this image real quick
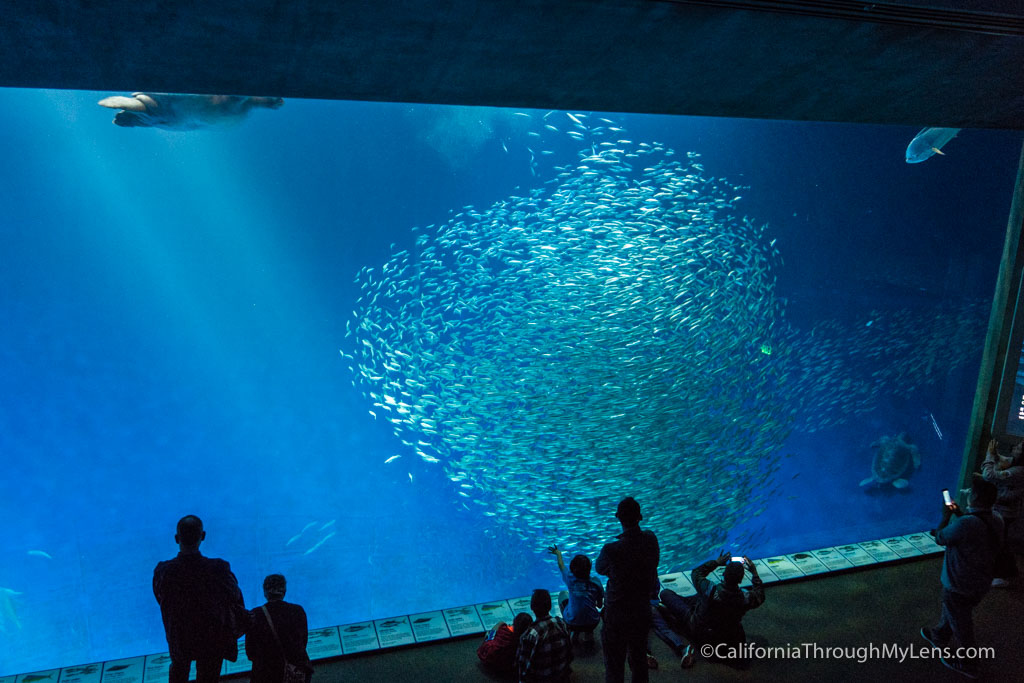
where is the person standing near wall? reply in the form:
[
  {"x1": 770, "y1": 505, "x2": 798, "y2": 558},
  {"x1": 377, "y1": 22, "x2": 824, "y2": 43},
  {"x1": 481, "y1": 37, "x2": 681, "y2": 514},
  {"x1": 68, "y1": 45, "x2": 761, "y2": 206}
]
[
  {"x1": 153, "y1": 515, "x2": 246, "y2": 683},
  {"x1": 246, "y1": 574, "x2": 314, "y2": 683},
  {"x1": 595, "y1": 497, "x2": 660, "y2": 683},
  {"x1": 981, "y1": 439, "x2": 1024, "y2": 587},
  {"x1": 922, "y1": 476, "x2": 1002, "y2": 679}
]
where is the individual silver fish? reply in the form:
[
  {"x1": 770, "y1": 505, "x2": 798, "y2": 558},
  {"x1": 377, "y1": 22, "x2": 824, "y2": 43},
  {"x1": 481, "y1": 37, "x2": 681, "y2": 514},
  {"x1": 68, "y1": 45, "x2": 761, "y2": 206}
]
[
  {"x1": 303, "y1": 531, "x2": 336, "y2": 555},
  {"x1": 286, "y1": 521, "x2": 318, "y2": 547}
]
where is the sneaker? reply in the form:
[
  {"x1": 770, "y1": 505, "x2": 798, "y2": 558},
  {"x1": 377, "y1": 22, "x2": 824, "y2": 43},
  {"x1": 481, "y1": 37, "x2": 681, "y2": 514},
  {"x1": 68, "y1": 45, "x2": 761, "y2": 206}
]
[
  {"x1": 991, "y1": 577, "x2": 1011, "y2": 588},
  {"x1": 920, "y1": 626, "x2": 945, "y2": 649},
  {"x1": 941, "y1": 656, "x2": 979, "y2": 679},
  {"x1": 681, "y1": 644, "x2": 696, "y2": 669},
  {"x1": 646, "y1": 652, "x2": 658, "y2": 670}
]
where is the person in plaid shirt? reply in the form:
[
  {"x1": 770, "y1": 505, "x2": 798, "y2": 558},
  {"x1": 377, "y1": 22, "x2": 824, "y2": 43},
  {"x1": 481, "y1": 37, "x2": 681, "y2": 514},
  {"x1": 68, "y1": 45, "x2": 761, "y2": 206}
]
[{"x1": 516, "y1": 589, "x2": 573, "y2": 682}]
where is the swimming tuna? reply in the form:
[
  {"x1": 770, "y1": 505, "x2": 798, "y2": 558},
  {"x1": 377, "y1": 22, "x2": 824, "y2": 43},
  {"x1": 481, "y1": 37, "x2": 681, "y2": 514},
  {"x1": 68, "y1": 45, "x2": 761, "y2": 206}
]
[{"x1": 905, "y1": 127, "x2": 960, "y2": 163}]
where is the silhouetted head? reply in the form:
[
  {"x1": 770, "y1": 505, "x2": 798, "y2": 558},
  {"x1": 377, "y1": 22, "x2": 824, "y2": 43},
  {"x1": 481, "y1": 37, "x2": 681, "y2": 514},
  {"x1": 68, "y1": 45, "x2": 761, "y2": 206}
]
[
  {"x1": 175, "y1": 515, "x2": 205, "y2": 549},
  {"x1": 723, "y1": 561, "x2": 744, "y2": 586},
  {"x1": 530, "y1": 589, "x2": 552, "y2": 617},
  {"x1": 512, "y1": 612, "x2": 534, "y2": 638},
  {"x1": 263, "y1": 574, "x2": 287, "y2": 600},
  {"x1": 569, "y1": 554, "x2": 592, "y2": 580},
  {"x1": 615, "y1": 497, "x2": 642, "y2": 527},
  {"x1": 970, "y1": 474, "x2": 997, "y2": 509}
]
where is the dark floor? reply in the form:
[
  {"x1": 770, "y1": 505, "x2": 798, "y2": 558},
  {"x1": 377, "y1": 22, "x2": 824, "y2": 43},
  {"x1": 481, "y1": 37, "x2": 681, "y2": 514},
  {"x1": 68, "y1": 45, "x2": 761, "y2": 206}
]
[{"x1": 295, "y1": 557, "x2": 1023, "y2": 682}]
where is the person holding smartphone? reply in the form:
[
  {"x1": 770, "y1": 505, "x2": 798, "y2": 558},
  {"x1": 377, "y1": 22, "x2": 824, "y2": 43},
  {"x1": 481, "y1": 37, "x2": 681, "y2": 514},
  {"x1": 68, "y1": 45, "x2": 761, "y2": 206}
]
[
  {"x1": 922, "y1": 475, "x2": 1002, "y2": 679},
  {"x1": 650, "y1": 551, "x2": 765, "y2": 669}
]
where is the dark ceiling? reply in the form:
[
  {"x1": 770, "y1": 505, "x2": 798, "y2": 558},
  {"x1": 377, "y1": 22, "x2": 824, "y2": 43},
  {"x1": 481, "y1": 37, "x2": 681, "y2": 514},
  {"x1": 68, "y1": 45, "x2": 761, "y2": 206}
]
[{"x1": 2, "y1": 0, "x2": 1022, "y2": 128}]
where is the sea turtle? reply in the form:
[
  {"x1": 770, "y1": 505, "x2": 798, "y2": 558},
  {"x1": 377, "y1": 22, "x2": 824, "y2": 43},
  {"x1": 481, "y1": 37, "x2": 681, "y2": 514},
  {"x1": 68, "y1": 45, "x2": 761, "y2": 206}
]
[
  {"x1": 860, "y1": 432, "x2": 921, "y2": 489},
  {"x1": 98, "y1": 92, "x2": 283, "y2": 130}
]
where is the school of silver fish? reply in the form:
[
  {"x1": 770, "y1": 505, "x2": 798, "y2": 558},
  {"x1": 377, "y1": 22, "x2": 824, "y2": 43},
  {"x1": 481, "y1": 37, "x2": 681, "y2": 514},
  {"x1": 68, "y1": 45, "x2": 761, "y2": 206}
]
[{"x1": 342, "y1": 111, "x2": 987, "y2": 570}]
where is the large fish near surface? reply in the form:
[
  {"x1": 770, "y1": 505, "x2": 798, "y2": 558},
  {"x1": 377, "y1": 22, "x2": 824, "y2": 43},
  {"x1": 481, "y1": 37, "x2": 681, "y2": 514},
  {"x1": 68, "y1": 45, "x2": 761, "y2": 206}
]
[
  {"x1": 905, "y1": 127, "x2": 960, "y2": 163},
  {"x1": 98, "y1": 92, "x2": 283, "y2": 130}
]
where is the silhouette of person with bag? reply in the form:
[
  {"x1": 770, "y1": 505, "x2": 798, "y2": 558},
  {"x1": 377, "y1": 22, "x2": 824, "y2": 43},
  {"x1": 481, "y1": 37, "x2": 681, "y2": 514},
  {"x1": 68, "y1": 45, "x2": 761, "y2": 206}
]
[{"x1": 246, "y1": 574, "x2": 314, "y2": 683}]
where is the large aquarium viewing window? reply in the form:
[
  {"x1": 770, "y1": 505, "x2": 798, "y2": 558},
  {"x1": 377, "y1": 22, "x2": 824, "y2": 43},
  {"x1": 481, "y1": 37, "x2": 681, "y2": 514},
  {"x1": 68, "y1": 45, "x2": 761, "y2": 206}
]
[{"x1": 1, "y1": 88, "x2": 1021, "y2": 673}]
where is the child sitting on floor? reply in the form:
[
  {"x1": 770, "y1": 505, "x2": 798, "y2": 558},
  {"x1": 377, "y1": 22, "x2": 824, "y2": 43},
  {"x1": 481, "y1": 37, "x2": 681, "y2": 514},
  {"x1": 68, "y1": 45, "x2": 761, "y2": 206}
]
[{"x1": 477, "y1": 611, "x2": 534, "y2": 674}]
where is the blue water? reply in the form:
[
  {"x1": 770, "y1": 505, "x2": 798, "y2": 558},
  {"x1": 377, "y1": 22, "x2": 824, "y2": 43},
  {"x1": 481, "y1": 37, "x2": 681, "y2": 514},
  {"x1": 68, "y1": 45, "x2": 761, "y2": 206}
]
[{"x1": 0, "y1": 89, "x2": 1020, "y2": 673}]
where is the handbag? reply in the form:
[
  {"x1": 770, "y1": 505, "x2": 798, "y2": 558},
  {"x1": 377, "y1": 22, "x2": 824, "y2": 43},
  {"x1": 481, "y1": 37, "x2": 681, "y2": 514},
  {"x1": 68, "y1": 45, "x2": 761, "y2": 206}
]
[{"x1": 260, "y1": 605, "x2": 309, "y2": 683}]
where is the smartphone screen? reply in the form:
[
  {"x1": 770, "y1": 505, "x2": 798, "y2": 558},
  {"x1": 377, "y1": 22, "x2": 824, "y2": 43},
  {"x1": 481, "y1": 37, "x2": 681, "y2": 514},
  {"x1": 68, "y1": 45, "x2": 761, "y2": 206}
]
[
  {"x1": 942, "y1": 489, "x2": 952, "y2": 506},
  {"x1": 731, "y1": 556, "x2": 744, "y2": 563}
]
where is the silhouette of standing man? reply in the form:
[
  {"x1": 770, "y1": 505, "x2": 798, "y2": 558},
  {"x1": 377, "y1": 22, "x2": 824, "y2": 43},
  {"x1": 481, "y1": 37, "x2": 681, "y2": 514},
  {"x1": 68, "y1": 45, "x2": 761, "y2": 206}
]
[
  {"x1": 596, "y1": 497, "x2": 660, "y2": 683},
  {"x1": 154, "y1": 515, "x2": 246, "y2": 683}
]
